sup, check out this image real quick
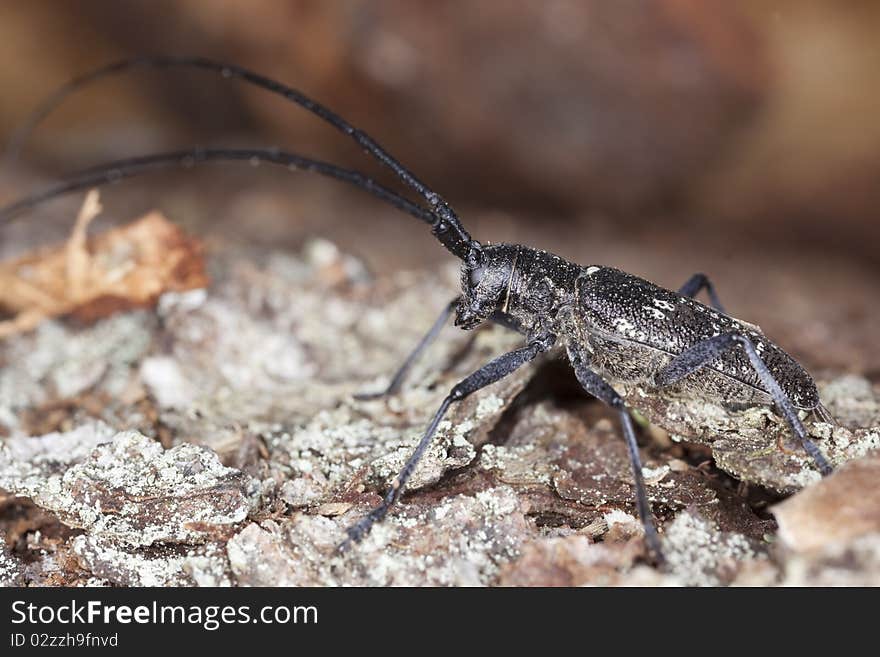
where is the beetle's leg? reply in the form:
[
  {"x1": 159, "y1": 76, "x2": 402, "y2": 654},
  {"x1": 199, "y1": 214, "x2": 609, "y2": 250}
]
[
  {"x1": 655, "y1": 332, "x2": 832, "y2": 475},
  {"x1": 566, "y1": 345, "x2": 664, "y2": 563},
  {"x1": 354, "y1": 297, "x2": 460, "y2": 400},
  {"x1": 678, "y1": 273, "x2": 726, "y2": 313},
  {"x1": 355, "y1": 300, "x2": 526, "y2": 400},
  {"x1": 340, "y1": 332, "x2": 556, "y2": 550}
]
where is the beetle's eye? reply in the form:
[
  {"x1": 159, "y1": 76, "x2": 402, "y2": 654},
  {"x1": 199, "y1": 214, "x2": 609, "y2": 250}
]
[{"x1": 469, "y1": 266, "x2": 486, "y2": 287}]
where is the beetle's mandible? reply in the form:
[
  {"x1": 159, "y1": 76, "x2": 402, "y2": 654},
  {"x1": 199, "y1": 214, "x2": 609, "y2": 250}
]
[{"x1": 0, "y1": 56, "x2": 833, "y2": 563}]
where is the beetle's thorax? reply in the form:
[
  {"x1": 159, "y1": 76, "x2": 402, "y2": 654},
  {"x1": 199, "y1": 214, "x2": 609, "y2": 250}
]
[{"x1": 455, "y1": 244, "x2": 582, "y2": 334}]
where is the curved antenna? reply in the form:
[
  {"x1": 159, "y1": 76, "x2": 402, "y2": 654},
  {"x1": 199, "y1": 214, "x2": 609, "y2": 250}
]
[
  {"x1": 4, "y1": 55, "x2": 477, "y2": 259},
  {"x1": 0, "y1": 147, "x2": 437, "y2": 228}
]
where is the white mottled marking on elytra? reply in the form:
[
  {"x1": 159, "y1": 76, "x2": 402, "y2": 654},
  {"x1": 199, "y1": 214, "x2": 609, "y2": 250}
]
[
  {"x1": 645, "y1": 306, "x2": 666, "y2": 320},
  {"x1": 653, "y1": 299, "x2": 675, "y2": 311}
]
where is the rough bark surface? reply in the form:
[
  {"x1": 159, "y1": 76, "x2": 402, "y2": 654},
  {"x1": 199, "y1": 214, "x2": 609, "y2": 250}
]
[{"x1": 2, "y1": 233, "x2": 878, "y2": 587}]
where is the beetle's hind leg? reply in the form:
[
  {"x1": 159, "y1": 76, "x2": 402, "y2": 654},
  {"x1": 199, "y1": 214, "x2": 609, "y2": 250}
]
[
  {"x1": 654, "y1": 333, "x2": 832, "y2": 475},
  {"x1": 566, "y1": 344, "x2": 664, "y2": 564},
  {"x1": 678, "y1": 273, "x2": 726, "y2": 313},
  {"x1": 340, "y1": 332, "x2": 556, "y2": 551},
  {"x1": 354, "y1": 297, "x2": 460, "y2": 400}
]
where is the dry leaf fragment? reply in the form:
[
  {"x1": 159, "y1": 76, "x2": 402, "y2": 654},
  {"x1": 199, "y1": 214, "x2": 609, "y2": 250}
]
[{"x1": 0, "y1": 191, "x2": 208, "y2": 337}]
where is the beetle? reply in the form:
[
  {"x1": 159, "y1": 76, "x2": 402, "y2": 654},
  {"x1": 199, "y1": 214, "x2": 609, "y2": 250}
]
[{"x1": 0, "y1": 56, "x2": 832, "y2": 561}]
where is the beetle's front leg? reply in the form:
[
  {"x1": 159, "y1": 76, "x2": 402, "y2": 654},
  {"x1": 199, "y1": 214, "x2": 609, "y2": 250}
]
[
  {"x1": 355, "y1": 297, "x2": 460, "y2": 400},
  {"x1": 355, "y1": 298, "x2": 527, "y2": 401},
  {"x1": 654, "y1": 332, "x2": 832, "y2": 475},
  {"x1": 340, "y1": 331, "x2": 556, "y2": 550}
]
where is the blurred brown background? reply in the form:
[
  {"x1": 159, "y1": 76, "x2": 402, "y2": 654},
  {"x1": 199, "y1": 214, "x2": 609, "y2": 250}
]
[{"x1": 0, "y1": 0, "x2": 877, "y2": 372}]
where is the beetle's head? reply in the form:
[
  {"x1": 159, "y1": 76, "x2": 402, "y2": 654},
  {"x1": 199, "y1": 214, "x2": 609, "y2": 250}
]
[{"x1": 455, "y1": 244, "x2": 514, "y2": 330}]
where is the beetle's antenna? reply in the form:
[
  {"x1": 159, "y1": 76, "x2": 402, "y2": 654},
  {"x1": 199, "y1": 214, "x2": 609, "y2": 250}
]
[
  {"x1": 0, "y1": 148, "x2": 437, "y2": 227},
  {"x1": 3, "y1": 55, "x2": 477, "y2": 259}
]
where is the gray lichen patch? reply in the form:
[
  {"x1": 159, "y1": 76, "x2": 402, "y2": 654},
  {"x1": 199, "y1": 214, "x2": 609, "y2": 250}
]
[
  {"x1": 0, "y1": 313, "x2": 153, "y2": 434},
  {"x1": 269, "y1": 401, "x2": 479, "y2": 509},
  {"x1": 0, "y1": 422, "x2": 118, "y2": 511},
  {"x1": 65, "y1": 432, "x2": 259, "y2": 545},
  {"x1": 73, "y1": 536, "x2": 232, "y2": 587},
  {"x1": 229, "y1": 486, "x2": 529, "y2": 586},
  {"x1": 268, "y1": 368, "x2": 528, "y2": 510},
  {"x1": 2, "y1": 428, "x2": 259, "y2": 546},
  {"x1": 252, "y1": 333, "x2": 529, "y2": 512},
  {"x1": 0, "y1": 543, "x2": 26, "y2": 586},
  {"x1": 661, "y1": 509, "x2": 763, "y2": 586}
]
